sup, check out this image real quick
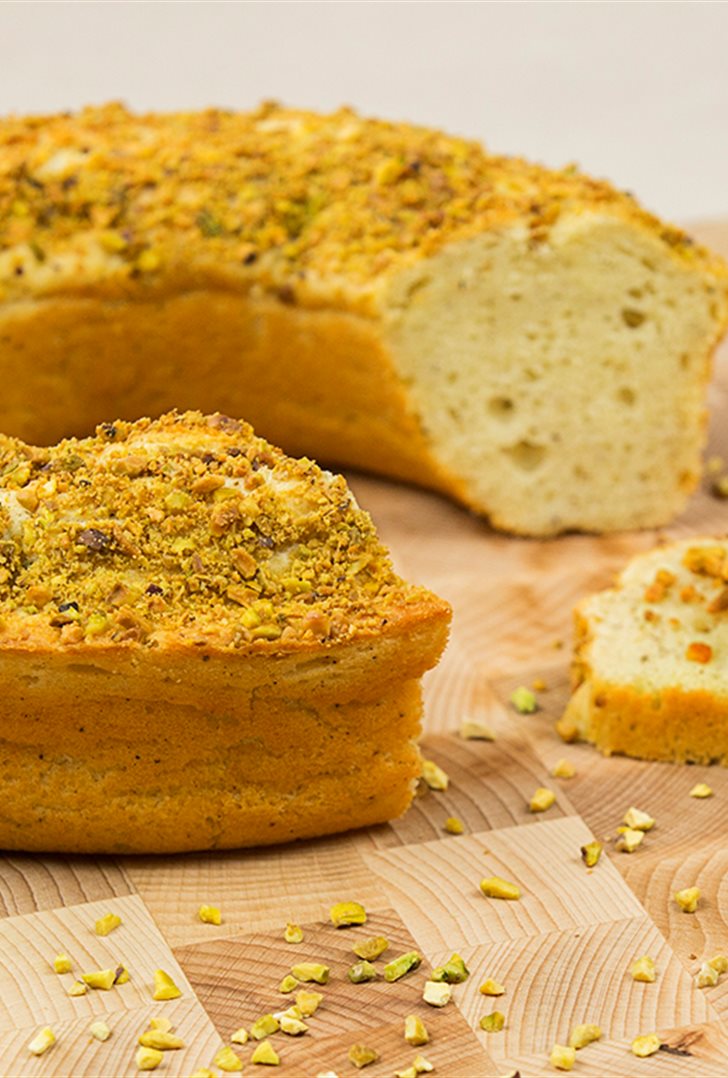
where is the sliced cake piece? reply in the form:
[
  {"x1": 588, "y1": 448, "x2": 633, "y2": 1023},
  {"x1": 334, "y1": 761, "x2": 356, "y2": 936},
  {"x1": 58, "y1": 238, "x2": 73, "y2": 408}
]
[
  {"x1": 561, "y1": 538, "x2": 728, "y2": 763},
  {"x1": 0, "y1": 411, "x2": 450, "y2": 853}
]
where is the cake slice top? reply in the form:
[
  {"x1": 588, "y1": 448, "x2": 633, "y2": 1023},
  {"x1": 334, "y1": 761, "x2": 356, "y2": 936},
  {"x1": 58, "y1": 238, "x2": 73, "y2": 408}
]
[
  {"x1": 0, "y1": 411, "x2": 448, "y2": 653},
  {"x1": 0, "y1": 102, "x2": 724, "y2": 307},
  {"x1": 576, "y1": 538, "x2": 728, "y2": 696}
]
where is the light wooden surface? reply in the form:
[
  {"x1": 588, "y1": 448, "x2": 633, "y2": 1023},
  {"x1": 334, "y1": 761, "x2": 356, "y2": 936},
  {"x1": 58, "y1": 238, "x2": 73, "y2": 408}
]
[{"x1": 1, "y1": 227, "x2": 727, "y2": 1077}]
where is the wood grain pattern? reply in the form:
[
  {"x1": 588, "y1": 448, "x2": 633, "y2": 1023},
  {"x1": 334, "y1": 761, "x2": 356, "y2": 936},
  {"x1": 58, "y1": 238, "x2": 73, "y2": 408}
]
[{"x1": 0, "y1": 223, "x2": 726, "y2": 1075}]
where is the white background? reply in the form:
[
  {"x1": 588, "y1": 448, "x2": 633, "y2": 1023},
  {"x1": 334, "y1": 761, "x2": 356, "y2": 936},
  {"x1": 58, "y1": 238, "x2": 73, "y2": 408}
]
[{"x1": 1, "y1": 1, "x2": 727, "y2": 225}]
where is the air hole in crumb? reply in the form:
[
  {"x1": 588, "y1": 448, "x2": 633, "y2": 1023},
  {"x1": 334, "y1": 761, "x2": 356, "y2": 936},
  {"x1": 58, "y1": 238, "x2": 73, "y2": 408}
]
[
  {"x1": 622, "y1": 308, "x2": 646, "y2": 328},
  {"x1": 504, "y1": 440, "x2": 547, "y2": 471},
  {"x1": 680, "y1": 353, "x2": 690, "y2": 369},
  {"x1": 618, "y1": 387, "x2": 636, "y2": 405},
  {"x1": 627, "y1": 287, "x2": 644, "y2": 299},
  {"x1": 488, "y1": 396, "x2": 515, "y2": 418}
]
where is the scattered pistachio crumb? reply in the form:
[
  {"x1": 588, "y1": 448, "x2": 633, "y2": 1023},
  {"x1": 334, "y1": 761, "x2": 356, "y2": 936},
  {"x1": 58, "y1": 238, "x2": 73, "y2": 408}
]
[
  {"x1": 459, "y1": 720, "x2": 496, "y2": 741},
  {"x1": 284, "y1": 923, "x2": 304, "y2": 944},
  {"x1": 630, "y1": 956, "x2": 656, "y2": 983},
  {"x1": 413, "y1": 1056, "x2": 433, "y2": 1074},
  {"x1": 510, "y1": 686, "x2": 537, "y2": 713},
  {"x1": 190, "y1": 1071, "x2": 217, "y2": 1078},
  {"x1": 384, "y1": 951, "x2": 422, "y2": 982},
  {"x1": 348, "y1": 1043, "x2": 378, "y2": 1069},
  {"x1": 280, "y1": 1015, "x2": 309, "y2": 1035},
  {"x1": 138, "y1": 1030, "x2": 185, "y2": 1050},
  {"x1": 198, "y1": 904, "x2": 222, "y2": 925},
  {"x1": 82, "y1": 968, "x2": 117, "y2": 991},
  {"x1": 215, "y1": 1044, "x2": 245, "y2": 1070},
  {"x1": 148, "y1": 1017, "x2": 172, "y2": 1033},
  {"x1": 533, "y1": 678, "x2": 548, "y2": 691},
  {"x1": 315, "y1": 1072, "x2": 339, "y2": 1078},
  {"x1": 69, "y1": 980, "x2": 88, "y2": 996},
  {"x1": 330, "y1": 901, "x2": 367, "y2": 928},
  {"x1": 480, "y1": 1011, "x2": 505, "y2": 1032},
  {"x1": 568, "y1": 1023, "x2": 602, "y2": 1050},
  {"x1": 250, "y1": 1014, "x2": 280, "y2": 1040},
  {"x1": 423, "y1": 980, "x2": 452, "y2": 1007},
  {"x1": 480, "y1": 876, "x2": 520, "y2": 900},
  {"x1": 431, "y1": 952, "x2": 469, "y2": 983},
  {"x1": 623, "y1": 807, "x2": 655, "y2": 831},
  {"x1": 444, "y1": 816, "x2": 465, "y2": 834},
  {"x1": 250, "y1": 1039, "x2": 280, "y2": 1066},
  {"x1": 404, "y1": 1015, "x2": 429, "y2": 1046},
  {"x1": 551, "y1": 759, "x2": 576, "y2": 779},
  {"x1": 28, "y1": 1027, "x2": 55, "y2": 1056},
  {"x1": 709, "y1": 954, "x2": 728, "y2": 974},
  {"x1": 279, "y1": 974, "x2": 298, "y2": 993},
  {"x1": 529, "y1": 787, "x2": 556, "y2": 813},
  {"x1": 690, "y1": 783, "x2": 714, "y2": 798},
  {"x1": 115, "y1": 965, "x2": 130, "y2": 985},
  {"x1": 353, "y1": 936, "x2": 389, "y2": 960},
  {"x1": 421, "y1": 759, "x2": 449, "y2": 791},
  {"x1": 152, "y1": 968, "x2": 182, "y2": 1000},
  {"x1": 348, "y1": 960, "x2": 378, "y2": 983},
  {"x1": 291, "y1": 962, "x2": 330, "y2": 984},
  {"x1": 696, "y1": 961, "x2": 719, "y2": 988},
  {"x1": 580, "y1": 841, "x2": 603, "y2": 867},
  {"x1": 230, "y1": 1028, "x2": 249, "y2": 1045},
  {"x1": 135, "y1": 1046, "x2": 164, "y2": 1071},
  {"x1": 479, "y1": 978, "x2": 505, "y2": 996},
  {"x1": 295, "y1": 988, "x2": 324, "y2": 1016},
  {"x1": 549, "y1": 1044, "x2": 575, "y2": 1070},
  {"x1": 53, "y1": 953, "x2": 73, "y2": 974},
  {"x1": 615, "y1": 828, "x2": 644, "y2": 853},
  {"x1": 631, "y1": 1033, "x2": 661, "y2": 1058},
  {"x1": 89, "y1": 1020, "x2": 111, "y2": 1042},
  {"x1": 94, "y1": 912, "x2": 122, "y2": 936},
  {"x1": 675, "y1": 886, "x2": 701, "y2": 913}
]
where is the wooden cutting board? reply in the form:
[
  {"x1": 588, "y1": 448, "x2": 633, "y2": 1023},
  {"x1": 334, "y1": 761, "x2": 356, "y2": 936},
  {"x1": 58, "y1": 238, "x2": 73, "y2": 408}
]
[{"x1": 1, "y1": 222, "x2": 728, "y2": 1078}]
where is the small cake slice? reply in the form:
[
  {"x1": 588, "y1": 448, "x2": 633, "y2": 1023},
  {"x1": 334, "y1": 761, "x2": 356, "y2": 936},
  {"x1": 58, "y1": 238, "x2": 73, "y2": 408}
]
[
  {"x1": 561, "y1": 538, "x2": 728, "y2": 763},
  {"x1": 0, "y1": 411, "x2": 450, "y2": 853}
]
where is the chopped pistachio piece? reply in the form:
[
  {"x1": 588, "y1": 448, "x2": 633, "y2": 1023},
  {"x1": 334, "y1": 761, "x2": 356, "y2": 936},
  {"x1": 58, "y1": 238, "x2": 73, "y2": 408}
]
[
  {"x1": 431, "y1": 952, "x2": 469, "y2": 983},
  {"x1": 480, "y1": 1011, "x2": 505, "y2": 1032},
  {"x1": 423, "y1": 980, "x2": 452, "y2": 1007},
  {"x1": 580, "y1": 841, "x2": 603, "y2": 867},
  {"x1": 549, "y1": 1043, "x2": 575, "y2": 1070},
  {"x1": 348, "y1": 960, "x2": 378, "y2": 983},
  {"x1": 421, "y1": 759, "x2": 449, "y2": 790},
  {"x1": 551, "y1": 758, "x2": 576, "y2": 779},
  {"x1": 214, "y1": 1044, "x2": 245, "y2": 1070},
  {"x1": 348, "y1": 1043, "x2": 379, "y2": 1069},
  {"x1": 529, "y1": 787, "x2": 556, "y2": 813},
  {"x1": 291, "y1": 962, "x2": 330, "y2": 984},
  {"x1": 230, "y1": 1028, "x2": 249, "y2": 1045},
  {"x1": 568, "y1": 1023, "x2": 602, "y2": 1050},
  {"x1": 135, "y1": 1046, "x2": 163, "y2": 1071},
  {"x1": 479, "y1": 978, "x2": 505, "y2": 996},
  {"x1": 510, "y1": 686, "x2": 537, "y2": 713},
  {"x1": 190, "y1": 1071, "x2": 217, "y2": 1078},
  {"x1": 384, "y1": 950, "x2": 422, "y2": 982},
  {"x1": 280, "y1": 1015, "x2": 308, "y2": 1035},
  {"x1": 89, "y1": 1020, "x2": 112, "y2": 1042},
  {"x1": 315, "y1": 1073, "x2": 339, "y2": 1078},
  {"x1": 444, "y1": 816, "x2": 465, "y2": 834},
  {"x1": 82, "y1": 968, "x2": 117, "y2": 991},
  {"x1": 459, "y1": 720, "x2": 496, "y2": 741},
  {"x1": 138, "y1": 1030, "x2": 185, "y2": 1050},
  {"x1": 295, "y1": 988, "x2": 324, "y2": 1016},
  {"x1": 630, "y1": 955, "x2": 656, "y2": 983},
  {"x1": 95, "y1": 912, "x2": 122, "y2": 936},
  {"x1": 149, "y1": 1017, "x2": 173, "y2": 1033},
  {"x1": 623, "y1": 806, "x2": 655, "y2": 831},
  {"x1": 53, "y1": 953, "x2": 73, "y2": 974},
  {"x1": 413, "y1": 1057, "x2": 433, "y2": 1074},
  {"x1": 480, "y1": 876, "x2": 520, "y2": 900},
  {"x1": 330, "y1": 901, "x2": 367, "y2": 928},
  {"x1": 28, "y1": 1027, "x2": 55, "y2": 1056},
  {"x1": 404, "y1": 1015, "x2": 429, "y2": 1046},
  {"x1": 395, "y1": 1067, "x2": 418, "y2": 1078},
  {"x1": 615, "y1": 828, "x2": 644, "y2": 853},
  {"x1": 696, "y1": 961, "x2": 719, "y2": 988},
  {"x1": 353, "y1": 935, "x2": 389, "y2": 961},
  {"x1": 279, "y1": 974, "x2": 298, "y2": 993},
  {"x1": 709, "y1": 954, "x2": 728, "y2": 974},
  {"x1": 675, "y1": 886, "x2": 701, "y2": 912},
  {"x1": 152, "y1": 968, "x2": 182, "y2": 1000},
  {"x1": 284, "y1": 922, "x2": 304, "y2": 944},
  {"x1": 115, "y1": 965, "x2": 130, "y2": 985},
  {"x1": 690, "y1": 783, "x2": 714, "y2": 798},
  {"x1": 198, "y1": 904, "x2": 222, "y2": 925},
  {"x1": 68, "y1": 980, "x2": 88, "y2": 996},
  {"x1": 250, "y1": 1014, "x2": 280, "y2": 1039},
  {"x1": 631, "y1": 1033, "x2": 661, "y2": 1057}
]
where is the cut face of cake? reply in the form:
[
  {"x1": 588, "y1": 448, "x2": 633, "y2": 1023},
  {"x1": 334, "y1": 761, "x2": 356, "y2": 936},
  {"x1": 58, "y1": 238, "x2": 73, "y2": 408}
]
[
  {"x1": 561, "y1": 538, "x2": 728, "y2": 763},
  {"x1": 0, "y1": 411, "x2": 450, "y2": 853}
]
